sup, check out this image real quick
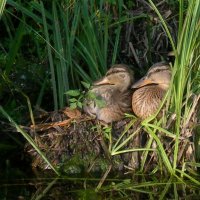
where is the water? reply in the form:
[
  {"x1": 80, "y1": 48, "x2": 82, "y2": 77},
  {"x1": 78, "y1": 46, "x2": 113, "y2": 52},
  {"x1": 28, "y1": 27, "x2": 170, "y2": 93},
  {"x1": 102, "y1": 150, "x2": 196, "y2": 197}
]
[
  {"x1": 1, "y1": 132, "x2": 200, "y2": 199},
  {"x1": 1, "y1": 163, "x2": 200, "y2": 200}
]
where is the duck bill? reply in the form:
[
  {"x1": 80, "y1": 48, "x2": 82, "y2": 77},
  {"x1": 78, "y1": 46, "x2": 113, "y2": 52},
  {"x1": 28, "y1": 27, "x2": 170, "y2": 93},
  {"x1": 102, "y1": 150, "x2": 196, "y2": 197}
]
[
  {"x1": 131, "y1": 77, "x2": 154, "y2": 89},
  {"x1": 94, "y1": 77, "x2": 112, "y2": 86}
]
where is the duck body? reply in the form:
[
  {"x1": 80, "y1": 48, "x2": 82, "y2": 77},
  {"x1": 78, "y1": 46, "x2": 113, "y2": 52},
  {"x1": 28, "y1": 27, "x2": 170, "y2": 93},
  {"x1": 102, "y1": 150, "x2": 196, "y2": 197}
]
[
  {"x1": 84, "y1": 85, "x2": 132, "y2": 123},
  {"x1": 131, "y1": 62, "x2": 171, "y2": 119},
  {"x1": 132, "y1": 85, "x2": 166, "y2": 119},
  {"x1": 83, "y1": 64, "x2": 134, "y2": 123}
]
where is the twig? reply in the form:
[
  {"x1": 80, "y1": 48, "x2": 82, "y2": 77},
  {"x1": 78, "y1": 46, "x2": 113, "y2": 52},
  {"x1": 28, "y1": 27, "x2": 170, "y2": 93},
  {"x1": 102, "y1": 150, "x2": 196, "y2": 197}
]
[
  {"x1": 129, "y1": 42, "x2": 142, "y2": 69},
  {"x1": 96, "y1": 164, "x2": 112, "y2": 191},
  {"x1": 183, "y1": 94, "x2": 200, "y2": 128}
]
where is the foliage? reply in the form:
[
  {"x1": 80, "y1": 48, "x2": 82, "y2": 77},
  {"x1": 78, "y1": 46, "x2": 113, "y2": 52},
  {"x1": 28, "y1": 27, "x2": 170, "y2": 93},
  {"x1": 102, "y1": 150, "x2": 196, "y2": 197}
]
[
  {"x1": 2, "y1": 0, "x2": 142, "y2": 110},
  {"x1": 0, "y1": 0, "x2": 6, "y2": 19},
  {"x1": 1, "y1": 0, "x2": 169, "y2": 111},
  {"x1": 66, "y1": 81, "x2": 106, "y2": 109},
  {"x1": 0, "y1": 0, "x2": 200, "y2": 195}
]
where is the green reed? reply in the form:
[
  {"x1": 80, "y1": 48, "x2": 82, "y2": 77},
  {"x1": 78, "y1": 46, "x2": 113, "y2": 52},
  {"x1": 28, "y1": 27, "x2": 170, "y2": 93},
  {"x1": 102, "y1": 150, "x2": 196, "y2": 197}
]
[
  {"x1": 143, "y1": 0, "x2": 200, "y2": 177},
  {"x1": 107, "y1": 0, "x2": 200, "y2": 182},
  {"x1": 0, "y1": 0, "x2": 6, "y2": 19}
]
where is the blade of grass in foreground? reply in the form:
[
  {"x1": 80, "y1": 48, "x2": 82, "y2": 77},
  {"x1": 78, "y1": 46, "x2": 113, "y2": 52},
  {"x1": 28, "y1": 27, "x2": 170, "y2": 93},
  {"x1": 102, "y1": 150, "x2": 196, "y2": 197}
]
[
  {"x1": 140, "y1": 136, "x2": 154, "y2": 172},
  {"x1": 33, "y1": 178, "x2": 58, "y2": 200},
  {"x1": 0, "y1": 0, "x2": 6, "y2": 19},
  {"x1": 172, "y1": 0, "x2": 200, "y2": 169},
  {"x1": 148, "y1": 0, "x2": 200, "y2": 175},
  {"x1": 0, "y1": 106, "x2": 60, "y2": 176},
  {"x1": 112, "y1": 119, "x2": 136, "y2": 153},
  {"x1": 175, "y1": 169, "x2": 200, "y2": 185},
  {"x1": 143, "y1": 125, "x2": 173, "y2": 174}
]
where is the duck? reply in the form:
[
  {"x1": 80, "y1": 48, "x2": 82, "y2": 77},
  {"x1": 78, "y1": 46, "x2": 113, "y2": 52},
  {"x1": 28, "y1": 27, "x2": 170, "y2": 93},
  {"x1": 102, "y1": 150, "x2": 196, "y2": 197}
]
[
  {"x1": 83, "y1": 64, "x2": 134, "y2": 123},
  {"x1": 131, "y1": 62, "x2": 171, "y2": 119}
]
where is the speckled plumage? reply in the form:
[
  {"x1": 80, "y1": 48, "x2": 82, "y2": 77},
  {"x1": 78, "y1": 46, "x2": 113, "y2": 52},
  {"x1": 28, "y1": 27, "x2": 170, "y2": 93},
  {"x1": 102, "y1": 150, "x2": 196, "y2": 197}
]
[{"x1": 131, "y1": 62, "x2": 171, "y2": 119}]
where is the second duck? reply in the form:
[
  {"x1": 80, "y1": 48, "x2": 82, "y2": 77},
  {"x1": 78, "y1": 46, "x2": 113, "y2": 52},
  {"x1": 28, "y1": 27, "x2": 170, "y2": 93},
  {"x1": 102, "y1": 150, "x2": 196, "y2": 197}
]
[{"x1": 131, "y1": 62, "x2": 171, "y2": 119}]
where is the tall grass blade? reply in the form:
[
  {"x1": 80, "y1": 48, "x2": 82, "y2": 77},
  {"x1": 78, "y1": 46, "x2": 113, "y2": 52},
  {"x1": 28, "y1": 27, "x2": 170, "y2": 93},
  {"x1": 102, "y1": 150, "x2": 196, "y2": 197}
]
[
  {"x1": 0, "y1": 0, "x2": 6, "y2": 19},
  {"x1": 60, "y1": 2, "x2": 80, "y2": 88},
  {"x1": 140, "y1": 136, "x2": 154, "y2": 171},
  {"x1": 176, "y1": 169, "x2": 200, "y2": 185},
  {"x1": 5, "y1": 20, "x2": 25, "y2": 74},
  {"x1": 147, "y1": 0, "x2": 200, "y2": 179},
  {"x1": 143, "y1": 125, "x2": 173, "y2": 174},
  {"x1": 111, "y1": 25, "x2": 121, "y2": 65},
  {"x1": 173, "y1": 0, "x2": 200, "y2": 169},
  {"x1": 40, "y1": 1, "x2": 58, "y2": 110},
  {"x1": 7, "y1": 0, "x2": 45, "y2": 24},
  {"x1": 52, "y1": 2, "x2": 68, "y2": 107}
]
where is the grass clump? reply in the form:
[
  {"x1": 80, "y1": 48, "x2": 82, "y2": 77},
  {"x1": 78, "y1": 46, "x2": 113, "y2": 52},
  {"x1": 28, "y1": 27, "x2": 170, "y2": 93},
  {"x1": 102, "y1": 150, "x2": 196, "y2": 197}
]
[{"x1": 138, "y1": 0, "x2": 200, "y2": 178}]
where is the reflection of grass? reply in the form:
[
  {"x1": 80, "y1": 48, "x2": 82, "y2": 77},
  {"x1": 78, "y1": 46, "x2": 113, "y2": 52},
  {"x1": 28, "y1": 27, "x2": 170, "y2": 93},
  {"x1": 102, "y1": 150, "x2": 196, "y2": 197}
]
[
  {"x1": 2, "y1": 175, "x2": 199, "y2": 199},
  {"x1": 100, "y1": 175, "x2": 200, "y2": 199}
]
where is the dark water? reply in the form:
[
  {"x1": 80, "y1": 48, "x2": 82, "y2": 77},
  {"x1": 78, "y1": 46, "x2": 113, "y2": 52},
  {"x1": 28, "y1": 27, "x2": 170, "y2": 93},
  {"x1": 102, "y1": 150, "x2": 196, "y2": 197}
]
[
  {"x1": 1, "y1": 162, "x2": 200, "y2": 200},
  {"x1": 1, "y1": 133, "x2": 200, "y2": 199}
]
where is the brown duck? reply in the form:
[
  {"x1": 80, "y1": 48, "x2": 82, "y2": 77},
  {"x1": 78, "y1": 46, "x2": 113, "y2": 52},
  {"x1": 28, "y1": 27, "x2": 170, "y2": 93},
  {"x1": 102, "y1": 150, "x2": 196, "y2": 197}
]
[
  {"x1": 83, "y1": 64, "x2": 134, "y2": 123},
  {"x1": 131, "y1": 62, "x2": 171, "y2": 119}
]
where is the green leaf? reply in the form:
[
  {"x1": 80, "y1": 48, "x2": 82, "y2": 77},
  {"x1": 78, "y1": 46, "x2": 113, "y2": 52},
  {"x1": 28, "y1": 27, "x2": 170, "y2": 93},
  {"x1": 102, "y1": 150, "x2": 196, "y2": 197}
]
[
  {"x1": 81, "y1": 81, "x2": 91, "y2": 89},
  {"x1": 69, "y1": 98, "x2": 77, "y2": 103},
  {"x1": 70, "y1": 102, "x2": 77, "y2": 109},
  {"x1": 66, "y1": 90, "x2": 81, "y2": 97},
  {"x1": 77, "y1": 101, "x2": 83, "y2": 109},
  {"x1": 87, "y1": 91, "x2": 97, "y2": 99}
]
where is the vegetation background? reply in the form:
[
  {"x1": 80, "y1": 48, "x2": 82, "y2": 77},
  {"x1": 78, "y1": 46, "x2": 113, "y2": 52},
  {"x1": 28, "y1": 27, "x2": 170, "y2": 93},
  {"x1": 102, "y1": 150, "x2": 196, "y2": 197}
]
[
  {"x1": 0, "y1": 0, "x2": 200, "y2": 198},
  {"x1": 0, "y1": 0, "x2": 178, "y2": 114}
]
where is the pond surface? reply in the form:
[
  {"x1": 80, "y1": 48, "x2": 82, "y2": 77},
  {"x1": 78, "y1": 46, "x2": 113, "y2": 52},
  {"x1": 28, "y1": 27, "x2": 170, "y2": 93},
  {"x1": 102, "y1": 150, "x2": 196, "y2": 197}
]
[
  {"x1": 1, "y1": 133, "x2": 200, "y2": 199},
  {"x1": 1, "y1": 164, "x2": 200, "y2": 200}
]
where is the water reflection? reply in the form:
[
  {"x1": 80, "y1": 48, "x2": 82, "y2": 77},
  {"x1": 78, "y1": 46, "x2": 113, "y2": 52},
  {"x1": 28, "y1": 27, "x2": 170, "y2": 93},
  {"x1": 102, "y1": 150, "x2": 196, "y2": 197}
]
[{"x1": 1, "y1": 168, "x2": 200, "y2": 200}]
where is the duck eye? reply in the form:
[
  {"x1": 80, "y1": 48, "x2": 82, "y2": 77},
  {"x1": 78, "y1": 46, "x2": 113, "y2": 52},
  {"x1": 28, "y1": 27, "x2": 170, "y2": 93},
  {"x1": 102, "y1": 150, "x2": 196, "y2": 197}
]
[{"x1": 119, "y1": 74, "x2": 125, "y2": 78}]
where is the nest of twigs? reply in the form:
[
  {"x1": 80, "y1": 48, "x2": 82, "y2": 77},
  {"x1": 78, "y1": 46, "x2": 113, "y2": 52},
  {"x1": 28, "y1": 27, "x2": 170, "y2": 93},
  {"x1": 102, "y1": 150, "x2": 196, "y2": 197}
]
[
  {"x1": 25, "y1": 95, "x2": 199, "y2": 176},
  {"x1": 25, "y1": 107, "x2": 142, "y2": 174}
]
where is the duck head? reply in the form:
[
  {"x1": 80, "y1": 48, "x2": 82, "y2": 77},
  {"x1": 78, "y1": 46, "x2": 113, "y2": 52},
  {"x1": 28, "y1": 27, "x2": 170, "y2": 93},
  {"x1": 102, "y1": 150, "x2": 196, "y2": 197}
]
[
  {"x1": 94, "y1": 64, "x2": 134, "y2": 92},
  {"x1": 131, "y1": 62, "x2": 171, "y2": 91}
]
